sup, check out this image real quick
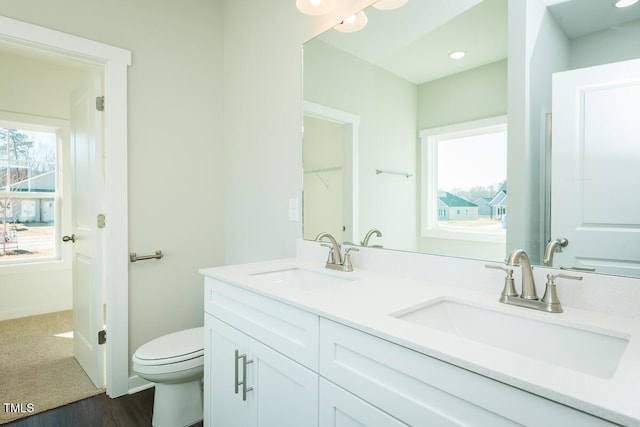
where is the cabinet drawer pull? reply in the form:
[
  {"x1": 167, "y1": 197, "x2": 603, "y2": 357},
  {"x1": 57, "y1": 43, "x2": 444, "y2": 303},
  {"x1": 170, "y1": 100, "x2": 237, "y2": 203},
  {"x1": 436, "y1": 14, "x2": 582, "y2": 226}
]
[{"x1": 234, "y1": 349, "x2": 253, "y2": 401}]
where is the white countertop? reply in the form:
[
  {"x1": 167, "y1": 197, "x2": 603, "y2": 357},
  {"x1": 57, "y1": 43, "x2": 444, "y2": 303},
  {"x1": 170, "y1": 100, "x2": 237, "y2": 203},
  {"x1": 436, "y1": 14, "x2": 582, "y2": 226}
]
[{"x1": 200, "y1": 258, "x2": 640, "y2": 426}]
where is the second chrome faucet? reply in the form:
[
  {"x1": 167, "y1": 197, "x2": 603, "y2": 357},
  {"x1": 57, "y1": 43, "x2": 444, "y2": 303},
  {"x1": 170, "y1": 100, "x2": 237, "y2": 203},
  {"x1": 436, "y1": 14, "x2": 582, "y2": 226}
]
[
  {"x1": 315, "y1": 232, "x2": 358, "y2": 272},
  {"x1": 487, "y1": 249, "x2": 582, "y2": 313}
]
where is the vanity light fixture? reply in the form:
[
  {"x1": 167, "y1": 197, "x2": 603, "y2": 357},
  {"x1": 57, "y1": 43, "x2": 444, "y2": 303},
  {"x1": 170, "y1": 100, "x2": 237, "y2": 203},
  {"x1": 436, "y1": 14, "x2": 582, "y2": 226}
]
[
  {"x1": 297, "y1": 0, "x2": 408, "y2": 32},
  {"x1": 334, "y1": 11, "x2": 369, "y2": 32},
  {"x1": 372, "y1": 0, "x2": 409, "y2": 10},
  {"x1": 449, "y1": 50, "x2": 466, "y2": 60},
  {"x1": 614, "y1": 0, "x2": 639, "y2": 7},
  {"x1": 296, "y1": 0, "x2": 336, "y2": 15}
]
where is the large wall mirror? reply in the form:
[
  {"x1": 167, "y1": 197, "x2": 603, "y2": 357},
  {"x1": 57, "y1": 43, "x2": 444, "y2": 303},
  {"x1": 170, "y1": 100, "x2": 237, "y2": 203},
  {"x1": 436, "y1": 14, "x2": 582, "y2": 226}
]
[{"x1": 302, "y1": 0, "x2": 640, "y2": 277}]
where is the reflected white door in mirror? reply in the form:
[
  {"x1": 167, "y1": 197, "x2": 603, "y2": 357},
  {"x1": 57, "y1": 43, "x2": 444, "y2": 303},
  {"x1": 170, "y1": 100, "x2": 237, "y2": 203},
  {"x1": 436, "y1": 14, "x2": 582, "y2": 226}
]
[{"x1": 551, "y1": 58, "x2": 640, "y2": 277}]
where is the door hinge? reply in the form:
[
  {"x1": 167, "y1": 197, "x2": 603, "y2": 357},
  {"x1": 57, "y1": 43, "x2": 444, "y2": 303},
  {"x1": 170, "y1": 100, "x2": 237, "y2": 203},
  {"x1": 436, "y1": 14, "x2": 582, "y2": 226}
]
[
  {"x1": 98, "y1": 329, "x2": 107, "y2": 345},
  {"x1": 96, "y1": 96, "x2": 105, "y2": 112},
  {"x1": 97, "y1": 214, "x2": 106, "y2": 229}
]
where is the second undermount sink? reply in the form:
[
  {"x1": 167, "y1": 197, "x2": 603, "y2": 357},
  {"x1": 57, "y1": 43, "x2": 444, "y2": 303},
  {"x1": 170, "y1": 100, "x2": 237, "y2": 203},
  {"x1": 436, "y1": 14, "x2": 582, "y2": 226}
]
[
  {"x1": 250, "y1": 267, "x2": 355, "y2": 290},
  {"x1": 392, "y1": 298, "x2": 630, "y2": 379}
]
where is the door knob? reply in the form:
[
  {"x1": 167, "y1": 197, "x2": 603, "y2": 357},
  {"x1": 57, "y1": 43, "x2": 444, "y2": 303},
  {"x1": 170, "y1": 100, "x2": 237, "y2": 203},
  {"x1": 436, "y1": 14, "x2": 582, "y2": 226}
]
[{"x1": 62, "y1": 234, "x2": 76, "y2": 243}]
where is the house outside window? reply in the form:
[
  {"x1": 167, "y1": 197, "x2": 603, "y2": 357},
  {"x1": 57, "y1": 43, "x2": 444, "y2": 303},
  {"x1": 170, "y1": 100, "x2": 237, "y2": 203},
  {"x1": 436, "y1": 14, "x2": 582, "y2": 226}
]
[
  {"x1": 420, "y1": 116, "x2": 507, "y2": 243},
  {"x1": 0, "y1": 123, "x2": 60, "y2": 263}
]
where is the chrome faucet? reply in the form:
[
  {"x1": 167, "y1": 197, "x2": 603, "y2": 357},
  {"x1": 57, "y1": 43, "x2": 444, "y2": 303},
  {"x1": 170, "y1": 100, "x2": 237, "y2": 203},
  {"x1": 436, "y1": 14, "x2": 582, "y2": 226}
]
[
  {"x1": 486, "y1": 249, "x2": 582, "y2": 313},
  {"x1": 543, "y1": 237, "x2": 568, "y2": 267},
  {"x1": 315, "y1": 232, "x2": 359, "y2": 272},
  {"x1": 506, "y1": 249, "x2": 537, "y2": 300},
  {"x1": 361, "y1": 229, "x2": 382, "y2": 247}
]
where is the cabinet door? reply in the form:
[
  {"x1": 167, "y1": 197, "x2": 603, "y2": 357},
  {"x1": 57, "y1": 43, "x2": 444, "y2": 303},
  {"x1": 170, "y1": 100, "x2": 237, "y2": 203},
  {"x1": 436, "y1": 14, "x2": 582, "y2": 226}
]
[
  {"x1": 319, "y1": 379, "x2": 408, "y2": 427},
  {"x1": 249, "y1": 339, "x2": 319, "y2": 427},
  {"x1": 205, "y1": 315, "x2": 251, "y2": 427}
]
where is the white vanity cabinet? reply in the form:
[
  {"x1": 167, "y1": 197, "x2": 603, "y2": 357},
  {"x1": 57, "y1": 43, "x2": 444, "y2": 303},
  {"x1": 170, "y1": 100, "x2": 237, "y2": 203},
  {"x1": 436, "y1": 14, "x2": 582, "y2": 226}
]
[
  {"x1": 205, "y1": 315, "x2": 318, "y2": 426},
  {"x1": 319, "y1": 378, "x2": 409, "y2": 427},
  {"x1": 319, "y1": 318, "x2": 618, "y2": 427},
  {"x1": 204, "y1": 278, "x2": 319, "y2": 427},
  {"x1": 203, "y1": 274, "x2": 622, "y2": 427}
]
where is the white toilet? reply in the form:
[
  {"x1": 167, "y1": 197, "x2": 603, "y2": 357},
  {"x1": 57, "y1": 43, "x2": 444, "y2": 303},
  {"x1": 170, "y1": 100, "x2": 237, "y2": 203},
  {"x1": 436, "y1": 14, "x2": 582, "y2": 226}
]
[{"x1": 132, "y1": 326, "x2": 205, "y2": 427}]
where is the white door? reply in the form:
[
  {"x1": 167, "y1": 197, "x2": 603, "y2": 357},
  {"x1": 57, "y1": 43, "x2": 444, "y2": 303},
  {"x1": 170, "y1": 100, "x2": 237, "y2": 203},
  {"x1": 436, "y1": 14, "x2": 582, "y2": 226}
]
[
  {"x1": 206, "y1": 315, "x2": 319, "y2": 427},
  {"x1": 250, "y1": 339, "x2": 318, "y2": 427},
  {"x1": 68, "y1": 71, "x2": 105, "y2": 388},
  {"x1": 551, "y1": 58, "x2": 640, "y2": 275},
  {"x1": 206, "y1": 315, "x2": 251, "y2": 427}
]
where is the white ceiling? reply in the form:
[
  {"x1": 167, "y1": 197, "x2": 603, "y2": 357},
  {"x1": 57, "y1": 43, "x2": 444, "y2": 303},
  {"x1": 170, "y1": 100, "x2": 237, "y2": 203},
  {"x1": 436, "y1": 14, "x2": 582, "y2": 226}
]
[
  {"x1": 545, "y1": 0, "x2": 640, "y2": 38},
  {"x1": 316, "y1": 0, "x2": 507, "y2": 85},
  {"x1": 315, "y1": 0, "x2": 640, "y2": 85},
  {"x1": 0, "y1": 39, "x2": 95, "y2": 71}
]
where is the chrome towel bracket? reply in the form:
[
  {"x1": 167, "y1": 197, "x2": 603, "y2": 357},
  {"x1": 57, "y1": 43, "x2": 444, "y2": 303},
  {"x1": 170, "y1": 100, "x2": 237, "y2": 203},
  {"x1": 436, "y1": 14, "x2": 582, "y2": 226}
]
[{"x1": 129, "y1": 250, "x2": 163, "y2": 263}]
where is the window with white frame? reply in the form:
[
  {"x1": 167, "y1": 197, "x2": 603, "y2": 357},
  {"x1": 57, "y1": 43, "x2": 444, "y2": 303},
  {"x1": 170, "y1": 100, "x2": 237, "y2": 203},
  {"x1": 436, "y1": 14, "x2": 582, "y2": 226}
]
[
  {"x1": 420, "y1": 116, "x2": 507, "y2": 243},
  {"x1": 0, "y1": 122, "x2": 60, "y2": 263}
]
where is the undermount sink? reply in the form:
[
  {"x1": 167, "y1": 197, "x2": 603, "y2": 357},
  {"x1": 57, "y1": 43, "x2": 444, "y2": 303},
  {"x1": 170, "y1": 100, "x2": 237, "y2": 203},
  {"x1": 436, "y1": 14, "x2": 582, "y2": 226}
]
[
  {"x1": 250, "y1": 267, "x2": 355, "y2": 290},
  {"x1": 392, "y1": 298, "x2": 629, "y2": 379}
]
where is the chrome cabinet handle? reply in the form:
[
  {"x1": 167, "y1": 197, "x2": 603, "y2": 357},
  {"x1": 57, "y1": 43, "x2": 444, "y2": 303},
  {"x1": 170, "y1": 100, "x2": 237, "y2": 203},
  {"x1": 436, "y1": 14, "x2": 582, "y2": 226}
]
[
  {"x1": 234, "y1": 349, "x2": 253, "y2": 401},
  {"x1": 235, "y1": 349, "x2": 240, "y2": 394},
  {"x1": 62, "y1": 234, "x2": 75, "y2": 243},
  {"x1": 242, "y1": 354, "x2": 253, "y2": 401}
]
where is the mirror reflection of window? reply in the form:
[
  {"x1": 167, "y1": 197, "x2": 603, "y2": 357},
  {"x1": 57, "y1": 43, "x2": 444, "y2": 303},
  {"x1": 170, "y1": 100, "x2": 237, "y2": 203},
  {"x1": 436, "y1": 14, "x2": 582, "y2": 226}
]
[
  {"x1": 436, "y1": 127, "x2": 507, "y2": 231},
  {"x1": 419, "y1": 116, "x2": 507, "y2": 262}
]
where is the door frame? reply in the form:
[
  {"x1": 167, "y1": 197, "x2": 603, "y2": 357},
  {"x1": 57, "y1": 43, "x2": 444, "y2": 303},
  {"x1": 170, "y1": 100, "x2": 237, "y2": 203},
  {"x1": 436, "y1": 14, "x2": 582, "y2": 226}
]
[
  {"x1": 0, "y1": 15, "x2": 131, "y2": 397},
  {"x1": 303, "y1": 101, "x2": 360, "y2": 244}
]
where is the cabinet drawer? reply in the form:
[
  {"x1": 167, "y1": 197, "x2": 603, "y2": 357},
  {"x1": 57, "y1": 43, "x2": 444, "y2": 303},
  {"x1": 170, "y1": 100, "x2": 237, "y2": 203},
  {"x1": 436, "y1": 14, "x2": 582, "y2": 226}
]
[
  {"x1": 320, "y1": 378, "x2": 408, "y2": 427},
  {"x1": 319, "y1": 319, "x2": 615, "y2": 427},
  {"x1": 205, "y1": 277, "x2": 319, "y2": 370}
]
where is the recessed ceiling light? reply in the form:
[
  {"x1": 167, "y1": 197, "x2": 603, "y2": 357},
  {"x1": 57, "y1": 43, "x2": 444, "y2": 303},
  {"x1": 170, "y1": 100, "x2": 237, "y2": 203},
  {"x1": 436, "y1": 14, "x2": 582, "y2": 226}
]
[
  {"x1": 449, "y1": 51, "x2": 466, "y2": 60},
  {"x1": 614, "y1": 0, "x2": 639, "y2": 8}
]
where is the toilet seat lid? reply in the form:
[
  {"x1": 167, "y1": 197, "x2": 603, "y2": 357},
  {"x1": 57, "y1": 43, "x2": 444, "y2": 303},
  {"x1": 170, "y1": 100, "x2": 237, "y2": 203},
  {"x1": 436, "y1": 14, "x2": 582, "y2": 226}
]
[{"x1": 135, "y1": 326, "x2": 204, "y2": 363}]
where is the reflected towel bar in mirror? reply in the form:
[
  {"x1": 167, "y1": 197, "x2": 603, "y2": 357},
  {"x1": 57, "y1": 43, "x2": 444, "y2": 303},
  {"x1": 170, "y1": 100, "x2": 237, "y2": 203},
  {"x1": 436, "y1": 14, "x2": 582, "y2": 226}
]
[{"x1": 375, "y1": 169, "x2": 413, "y2": 178}]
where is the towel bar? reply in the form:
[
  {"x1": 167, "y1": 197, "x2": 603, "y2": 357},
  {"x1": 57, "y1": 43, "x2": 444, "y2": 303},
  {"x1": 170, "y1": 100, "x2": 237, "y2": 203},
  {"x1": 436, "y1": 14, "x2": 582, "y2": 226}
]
[{"x1": 129, "y1": 250, "x2": 163, "y2": 262}]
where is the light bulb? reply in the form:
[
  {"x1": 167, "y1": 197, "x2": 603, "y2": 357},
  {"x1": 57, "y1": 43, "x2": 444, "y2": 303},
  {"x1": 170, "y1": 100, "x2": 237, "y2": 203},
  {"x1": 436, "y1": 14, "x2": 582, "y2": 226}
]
[
  {"x1": 614, "y1": 0, "x2": 639, "y2": 7},
  {"x1": 334, "y1": 11, "x2": 368, "y2": 32},
  {"x1": 372, "y1": 0, "x2": 409, "y2": 10},
  {"x1": 296, "y1": 0, "x2": 336, "y2": 15}
]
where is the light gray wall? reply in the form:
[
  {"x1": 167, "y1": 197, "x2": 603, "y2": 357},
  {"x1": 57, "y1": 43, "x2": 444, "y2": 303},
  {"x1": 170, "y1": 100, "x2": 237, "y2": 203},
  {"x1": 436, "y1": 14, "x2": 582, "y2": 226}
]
[
  {"x1": 222, "y1": 0, "x2": 377, "y2": 263},
  {"x1": 570, "y1": 20, "x2": 640, "y2": 69},
  {"x1": 0, "y1": 0, "x2": 225, "y2": 375},
  {"x1": 417, "y1": 59, "x2": 507, "y2": 129}
]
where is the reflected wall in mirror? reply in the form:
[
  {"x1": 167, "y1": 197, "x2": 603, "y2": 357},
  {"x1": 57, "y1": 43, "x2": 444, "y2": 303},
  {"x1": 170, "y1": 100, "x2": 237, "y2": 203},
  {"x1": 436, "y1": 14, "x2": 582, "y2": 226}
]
[{"x1": 302, "y1": 0, "x2": 640, "y2": 277}]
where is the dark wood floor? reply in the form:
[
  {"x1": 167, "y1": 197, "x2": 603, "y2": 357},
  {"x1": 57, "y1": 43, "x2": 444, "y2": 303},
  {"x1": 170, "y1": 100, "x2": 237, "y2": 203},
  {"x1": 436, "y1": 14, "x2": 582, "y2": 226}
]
[{"x1": 4, "y1": 388, "x2": 204, "y2": 427}]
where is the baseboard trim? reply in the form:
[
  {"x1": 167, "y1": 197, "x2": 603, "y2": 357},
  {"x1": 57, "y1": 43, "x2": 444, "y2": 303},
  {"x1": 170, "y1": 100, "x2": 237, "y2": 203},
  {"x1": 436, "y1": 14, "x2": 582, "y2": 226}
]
[
  {"x1": 0, "y1": 303, "x2": 72, "y2": 322},
  {"x1": 128, "y1": 375, "x2": 153, "y2": 394}
]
